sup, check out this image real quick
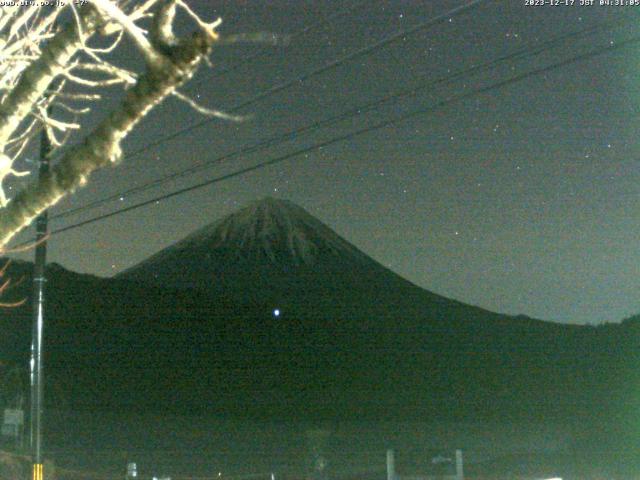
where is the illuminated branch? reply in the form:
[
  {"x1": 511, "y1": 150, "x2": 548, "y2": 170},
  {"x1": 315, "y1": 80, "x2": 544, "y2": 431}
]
[
  {"x1": 0, "y1": 6, "x2": 103, "y2": 148},
  {"x1": 171, "y1": 90, "x2": 245, "y2": 122},
  {"x1": 0, "y1": 7, "x2": 219, "y2": 247},
  {"x1": 90, "y1": 0, "x2": 161, "y2": 65}
]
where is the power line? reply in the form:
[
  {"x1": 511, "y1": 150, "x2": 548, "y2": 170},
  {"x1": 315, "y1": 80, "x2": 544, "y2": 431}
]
[
  {"x1": 51, "y1": 15, "x2": 631, "y2": 219},
  {"x1": 119, "y1": 0, "x2": 490, "y2": 161},
  {"x1": 50, "y1": 16, "x2": 633, "y2": 221},
  {"x1": 45, "y1": 0, "x2": 487, "y2": 217},
  {"x1": 36, "y1": 34, "x2": 640, "y2": 242}
]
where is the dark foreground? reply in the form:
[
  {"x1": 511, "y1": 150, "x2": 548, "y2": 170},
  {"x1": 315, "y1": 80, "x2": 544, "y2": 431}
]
[{"x1": 1, "y1": 412, "x2": 638, "y2": 480}]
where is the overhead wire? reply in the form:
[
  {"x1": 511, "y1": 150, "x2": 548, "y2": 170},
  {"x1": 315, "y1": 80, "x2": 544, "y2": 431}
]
[
  {"x1": 117, "y1": 0, "x2": 491, "y2": 161},
  {"x1": 39, "y1": 0, "x2": 490, "y2": 225},
  {"x1": 49, "y1": 15, "x2": 636, "y2": 222},
  {"x1": 32, "y1": 33, "x2": 640, "y2": 243}
]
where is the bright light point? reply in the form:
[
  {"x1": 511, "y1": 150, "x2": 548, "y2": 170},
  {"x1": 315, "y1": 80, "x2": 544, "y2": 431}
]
[{"x1": 273, "y1": 309, "x2": 280, "y2": 317}]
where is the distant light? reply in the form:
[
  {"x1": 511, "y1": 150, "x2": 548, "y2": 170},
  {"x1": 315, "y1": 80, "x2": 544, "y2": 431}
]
[{"x1": 273, "y1": 309, "x2": 280, "y2": 317}]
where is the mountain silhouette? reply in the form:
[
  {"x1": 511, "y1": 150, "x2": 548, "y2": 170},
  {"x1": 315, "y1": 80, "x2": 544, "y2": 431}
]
[
  {"x1": 117, "y1": 197, "x2": 448, "y2": 305},
  {"x1": 0, "y1": 198, "x2": 637, "y2": 427},
  {"x1": 121, "y1": 197, "x2": 373, "y2": 275}
]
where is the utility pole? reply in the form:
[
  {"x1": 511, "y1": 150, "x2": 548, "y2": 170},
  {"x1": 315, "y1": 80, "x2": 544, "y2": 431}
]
[
  {"x1": 386, "y1": 449, "x2": 396, "y2": 480},
  {"x1": 455, "y1": 450, "x2": 464, "y2": 480},
  {"x1": 30, "y1": 113, "x2": 51, "y2": 480}
]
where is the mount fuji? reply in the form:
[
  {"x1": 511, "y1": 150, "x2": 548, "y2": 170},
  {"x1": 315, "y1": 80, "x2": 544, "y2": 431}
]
[
  {"x1": 118, "y1": 197, "x2": 444, "y2": 302},
  {"x1": 0, "y1": 198, "x2": 636, "y2": 424}
]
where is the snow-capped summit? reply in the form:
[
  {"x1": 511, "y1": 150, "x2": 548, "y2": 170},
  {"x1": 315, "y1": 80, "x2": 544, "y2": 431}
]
[
  {"x1": 118, "y1": 197, "x2": 385, "y2": 290},
  {"x1": 180, "y1": 197, "x2": 368, "y2": 266}
]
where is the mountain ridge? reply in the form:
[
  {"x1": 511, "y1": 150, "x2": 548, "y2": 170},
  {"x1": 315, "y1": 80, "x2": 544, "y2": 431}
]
[
  {"x1": 0, "y1": 198, "x2": 636, "y2": 425},
  {"x1": 118, "y1": 197, "x2": 392, "y2": 285},
  {"x1": 116, "y1": 197, "x2": 463, "y2": 313}
]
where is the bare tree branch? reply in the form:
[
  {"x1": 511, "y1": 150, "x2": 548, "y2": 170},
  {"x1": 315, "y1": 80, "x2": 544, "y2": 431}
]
[
  {"x1": 90, "y1": 0, "x2": 161, "y2": 65},
  {"x1": 0, "y1": 15, "x2": 219, "y2": 247},
  {"x1": 171, "y1": 90, "x2": 245, "y2": 122},
  {"x1": 0, "y1": 5, "x2": 103, "y2": 149}
]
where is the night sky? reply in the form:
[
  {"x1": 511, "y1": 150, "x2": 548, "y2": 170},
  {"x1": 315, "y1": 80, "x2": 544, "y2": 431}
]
[{"x1": 8, "y1": 0, "x2": 640, "y2": 325}]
